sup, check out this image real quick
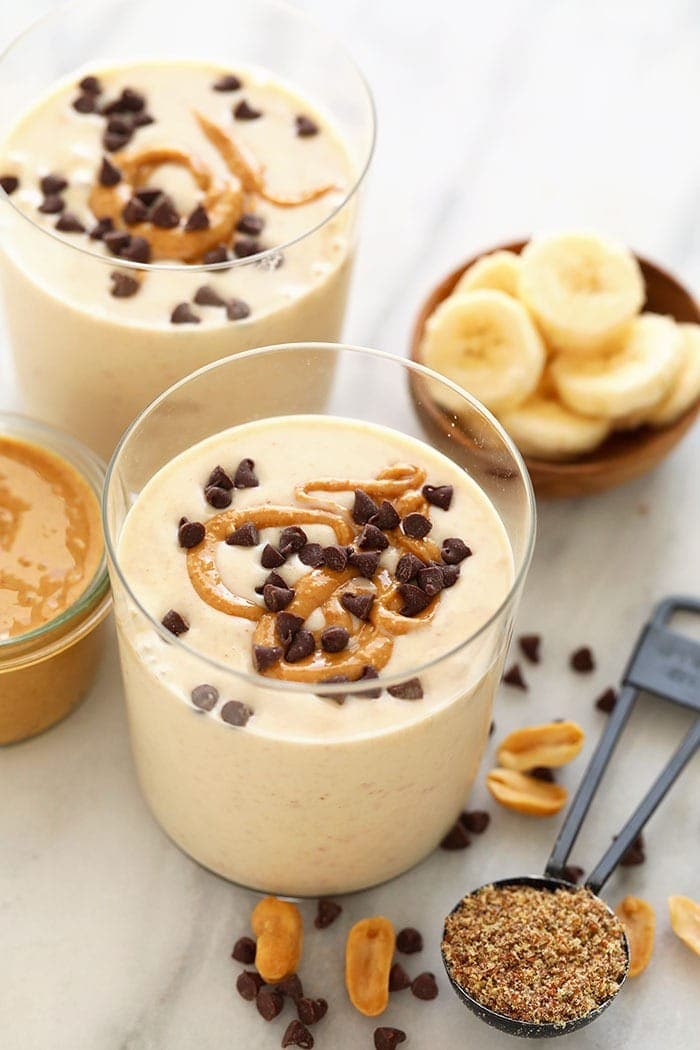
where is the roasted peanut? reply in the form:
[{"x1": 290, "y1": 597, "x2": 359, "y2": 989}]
[
  {"x1": 615, "y1": 895, "x2": 655, "y2": 976},
  {"x1": 345, "y1": 916, "x2": 395, "y2": 1016},
  {"x1": 497, "y1": 720, "x2": 584, "y2": 771},
  {"x1": 668, "y1": 895, "x2": 700, "y2": 956},
  {"x1": 486, "y1": 767, "x2": 568, "y2": 815},
  {"x1": 252, "y1": 896, "x2": 303, "y2": 983}
]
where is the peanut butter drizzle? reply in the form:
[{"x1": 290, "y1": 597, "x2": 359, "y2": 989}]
[{"x1": 186, "y1": 465, "x2": 444, "y2": 684}]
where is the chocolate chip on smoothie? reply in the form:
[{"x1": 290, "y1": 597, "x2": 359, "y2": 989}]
[
  {"x1": 253, "y1": 644, "x2": 283, "y2": 672},
  {"x1": 109, "y1": 270, "x2": 140, "y2": 298},
  {"x1": 40, "y1": 174, "x2": 68, "y2": 195},
  {"x1": 231, "y1": 936, "x2": 256, "y2": 964},
  {"x1": 151, "y1": 194, "x2": 180, "y2": 228},
  {"x1": 255, "y1": 570, "x2": 287, "y2": 595},
  {"x1": 213, "y1": 73, "x2": 242, "y2": 91},
  {"x1": 103, "y1": 129, "x2": 132, "y2": 152},
  {"x1": 354, "y1": 664, "x2": 381, "y2": 698},
  {"x1": 416, "y1": 565, "x2": 444, "y2": 597},
  {"x1": 279, "y1": 526, "x2": 307, "y2": 556},
  {"x1": 103, "y1": 230, "x2": 130, "y2": 255},
  {"x1": 277, "y1": 974, "x2": 304, "y2": 1001},
  {"x1": 0, "y1": 175, "x2": 19, "y2": 195},
  {"x1": 389, "y1": 962, "x2": 412, "y2": 991},
  {"x1": 502, "y1": 662, "x2": 527, "y2": 689},
  {"x1": 595, "y1": 687, "x2": 618, "y2": 713},
  {"x1": 178, "y1": 519, "x2": 205, "y2": 548},
  {"x1": 461, "y1": 810, "x2": 490, "y2": 833},
  {"x1": 73, "y1": 93, "x2": 96, "y2": 113},
  {"x1": 236, "y1": 212, "x2": 265, "y2": 236},
  {"x1": 204, "y1": 484, "x2": 233, "y2": 509},
  {"x1": 368, "y1": 500, "x2": 400, "y2": 531},
  {"x1": 352, "y1": 488, "x2": 379, "y2": 525},
  {"x1": 297, "y1": 998, "x2": 327, "y2": 1026},
  {"x1": 233, "y1": 237, "x2": 262, "y2": 258},
  {"x1": 190, "y1": 683, "x2": 219, "y2": 711},
  {"x1": 395, "y1": 552, "x2": 423, "y2": 583},
  {"x1": 422, "y1": 483, "x2": 453, "y2": 510},
  {"x1": 185, "y1": 204, "x2": 209, "y2": 231},
  {"x1": 132, "y1": 188, "x2": 161, "y2": 207},
  {"x1": 316, "y1": 675, "x2": 350, "y2": 703},
  {"x1": 221, "y1": 700, "x2": 253, "y2": 727},
  {"x1": 234, "y1": 458, "x2": 259, "y2": 488},
  {"x1": 79, "y1": 75, "x2": 102, "y2": 95},
  {"x1": 562, "y1": 864, "x2": 585, "y2": 884},
  {"x1": 237, "y1": 970, "x2": 265, "y2": 1001},
  {"x1": 256, "y1": 986, "x2": 284, "y2": 1021},
  {"x1": 122, "y1": 196, "x2": 149, "y2": 224},
  {"x1": 90, "y1": 216, "x2": 114, "y2": 240},
  {"x1": 264, "y1": 583, "x2": 296, "y2": 613},
  {"x1": 194, "y1": 284, "x2": 225, "y2": 307},
  {"x1": 203, "y1": 245, "x2": 230, "y2": 265},
  {"x1": 276, "y1": 613, "x2": 304, "y2": 649},
  {"x1": 102, "y1": 87, "x2": 145, "y2": 114},
  {"x1": 286, "y1": 629, "x2": 315, "y2": 663},
  {"x1": 55, "y1": 212, "x2": 85, "y2": 233},
  {"x1": 571, "y1": 646, "x2": 595, "y2": 673},
  {"x1": 281, "y1": 1019, "x2": 314, "y2": 1048},
  {"x1": 261, "y1": 544, "x2": 286, "y2": 570},
  {"x1": 398, "y1": 583, "x2": 432, "y2": 618},
  {"x1": 357, "y1": 523, "x2": 390, "y2": 551},
  {"x1": 397, "y1": 927, "x2": 423, "y2": 954},
  {"x1": 320, "y1": 625, "x2": 349, "y2": 653},
  {"x1": 38, "y1": 194, "x2": 64, "y2": 214},
  {"x1": 171, "y1": 302, "x2": 201, "y2": 324},
  {"x1": 234, "y1": 99, "x2": 262, "y2": 120},
  {"x1": 226, "y1": 298, "x2": 252, "y2": 321},
  {"x1": 161, "y1": 609, "x2": 189, "y2": 636},
  {"x1": 299, "y1": 543, "x2": 324, "y2": 567},
  {"x1": 340, "y1": 592, "x2": 374, "y2": 622},
  {"x1": 441, "y1": 537, "x2": 472, "y2": 564},
  {"x1": 98, "y1": 156, "x2": 122, "y2": 187},
  {"x1": 314, "y1": 899, "x2": 342, "y2": 929},
  {"x1": 121, "y1": 235, "x2": 151, "y2": 263},
  {"x1": 348, "y1": 549, "x2": 380, "y2": 578},
  {"x1": 295, "y1": 114, "x2": 319, "y2": 137},
  {"x1": 440, "y1": 822, "x2": 471, "y2": 850},
  {"x1": 374, "y1": 1028, "x2": 406, "y2": 1050},
  {"x1": 226, "y1": 521, "x2": 259, "y2": 546},
  {"x1": 323, "y1": 545, "x2": 348, "y2": 572},
  {"x1": 402, "y1": 513, "x2": 432, "y2": 540},
  {"x1": 208, "y1": 465, "x2": 234, "y2": 490},
  {"x1": 387, "y1": 678, "x2": 424, "y2": 700},
  {"x1": 519, "y1": 633, "x2": 541, "y2": 664},
  {"x1": 411, "y1": 972, "x2": 439, "y2": 1000}
]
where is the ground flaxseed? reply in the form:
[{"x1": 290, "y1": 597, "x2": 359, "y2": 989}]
[{"x1": 442, "y1": 884, "x2": 627, "y2": 1026}]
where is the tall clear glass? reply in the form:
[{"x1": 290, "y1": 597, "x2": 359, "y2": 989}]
[
  {"x1": 0, "y1": 0, "x2": 375, "y2": 458},
  {"x1": 104, "y1": 344, "x2": 536, "y2": 896}
]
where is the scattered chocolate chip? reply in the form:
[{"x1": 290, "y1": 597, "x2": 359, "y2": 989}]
[
  {"x1": 348, "y1": 549, "x2": 380, "y2": 578},
  {"x1": 231, "y1": 936, "x2": 256, "y2": 964},
  {"x1": 277, "y1": 612, "x2": 304, "y2": 648},
  {"x1": 321, "y1": 626, "x2": 349, "y2": 653},
  {"x1": 354, "y1": 665, "x2": 382, "y2": 698},
  {"x1": 203, "y1": 245, "x2": 230, "y2": 265},
  {"x1": 161, "y1": 609, "x2": 189, "y2": 636},
  {"x1": 151, "y1": 194, "x2": 180, "y2": 228},
  {"x1": 314, "y1": 898, "x2": 342, "y2": 929},
  {"x1": 73, "y1": 91, "x2": 97, "y2": 113},
  {"x1": 398, "y1": 583, "x2": 432, "y2": 618},
  {"x1": 316, "y1": 675, "x2": 349, "y2": 702},
  {"x1": 416, "y1": 565, "x2": 444, "y2": 597},
  {"x1": 109, "y1": 270, "x2": 140, "y2": 298},
  {"x1": 226, "y1": 521, "x2": 259, "y2": 547},
  {"x1": 397, "y1": 927, "x2": 423, "y2": 954},
  {"x1": 297, "y1": 998, "x2": 326, "y2": 1026},
  {"x1": 276, "y1": 975, "x2": 304, "y2": 1001},
  {"x1": 38, "y1": 194, "x2": 64, "y2": 214},
  {"x1": 226, "y1": 297, "x2": 251, "y2": 321},
  {"x1": 440, "y1": 822, "x2": 471, "y2": 850},
  {"x1": 323, "y1": 545, "x2": 348, "y2": 572},
  {"x1": 295, "y1": 114, "x2": 319, "y2": 137},
  {"x1": 571, "y1": 646, "x2": 595, "y2": 673},
  {"x1": 619, "y1": 833, "x2": 645, "y2": 867},
  {"x1": 178, "y1": 519, "x2": 205, "y2": 548},
  {"x1": 368, "y1": 500, "x2": 400, "y2": 532},
  {"x1": 204, "y1": 484, "x2": 233, "y2": 509},
  {"x1": 234, "y1": 458, "x2": 259, "y2": 488},
  {"x1": 281, "y1": 1020, "x2": 314, "y2": 1048},
  {"x1": 279, "y1": 526, "x2": 307, "y2": 556},
  {"x1": 193, "y1": 284, "x2": 225, "y2": 307},
  {"x1": 256, "y1": 986, "x2": 284, "y2": 1021},
  {"x1": 221, "y1": 700, "x2": 253, "y2": 727},
  {"x1": 104, "y1": 229, "x2": 131, "y2": 255},
  {"x1": 122, "y1": 88, "x2": 145, "y2": 112},
  {"x1": 402, "y1": 513, "x2": 432, "y2": 540},
  {"x1": 264, "y1": 584, "x2": 296, "y2": 613},
  {"x1": 422, "y1": 483, "x2": 453, "y2": 510},
  {"x1": 132, "y1": 112, "x2": 155, "y2": 127},
  {"x1": 233, "y1": 237, "x2": 262, "y2": 259},
  {"x1": 103, "y1": 129, "x2": 131, "y2": 152},
  {"x1": 255, "y1": 571, "x2": 287, "y2": 595},
  {"x1": 79, "y1": 75, "x2": 101, "y2": 95},
  {"x1": 460, "y1": 810, "x2": 490, "y2": 834},
  {"x1": 213, "y1": 73, "x2": 242, "y2": 91},
  {"x1": 237, "y1": 970, "x2": 264, "y2": 1001},
  {"x1": 595, "y1": 687, "x2": 618, "y2": 714},
  {"x1": 299, "y1": 543, "x2": 324, "y2": 567},
  {"x1": 341, "y1": 591, "x2": 374, "y2": 622},
  {"x1": 530, "y1": 766, "x2": 556, "y2": 782},
  {"x1": 358, "y1": 523, "x2": 390, "y2": 551},
  {"x1": 395, "y1": 552, "x2": 423, "y2": 583},
  {"x1": 98, "y1": 157, "x2": 121, "y2": 187},
  {"x1": 562, "y1": 864, "x2": 585, "y2": 884},
  {"x1": 411, "y1": 972, "x2": 438, "y2": 1000},
  {"x1": 90, "y1": 216, "x2": 114, "y2": 240},
  {"x1": 55, "y1": 212, "x2": 85, "y2": 233},
  {"x1": 387, "y1": 678, "x2": 423, "y2": 700},
  {"x1": 185, "y1": 204, "x2": 209, "y2": 232},
  {"x1": 352, "y1": 489, "x2": 379, "y2": 525},
  {"x1": 489, "y1": 720, "x2": 496, "y2": 736},
  {"x1": 261, "y1": 544, "x2": 286, "y2": 569},
  {"x1": 234, "y1": 99, "x2": 262, "y2": 120},
  {"x1": 0, "y1": 175, "x2": 19, "y2": 195},
  {"x1": 389, "y1": 962, "x2": 411, "y2": 992},
  {"x1": 208, "y1": 465, "x2": 234, "y2": 490},
  {"x1": 519, "y1": 633, "x2": 541, "y2": 664},
  {"x1": 502, "y1": 662, "x2": 527, "y2": 689},
  {"x1": 171, "y1": 302, "x2": 201, "y2": 324},
  {"x1": 121, "y1": 235, "x2": 151, "y2": 263},
  {"x1": 374, "y1": 1028, "x2": 406, "y2": 1050},
  {"x1": 190, "y1": 684, "x2": 219, "y2": 711},
  {"x1": 122, "y1": 196, "x2": 149, "y2": 224},
  {"x1": 236, "y1": 212, "x2": 265, "y2": 236},
  {"x1": 253, "y1": 644, "x2": 283, "y2": 672},
  {"x1": 134, "y1": 188, "x2": 162, "y2": 207},
  {"x1": 40, "y1": 174, "x2": 68, "y2": 195},
  {"x1": 286, "y1": 629, "x2": 315, "y2": 663},
  {"x1": 441, "y1": 538, "x2": 472, "y2": 564}
]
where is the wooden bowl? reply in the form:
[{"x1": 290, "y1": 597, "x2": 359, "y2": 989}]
[{"x1": 410, "y1": 241, "x2": 700, "y2": 498}]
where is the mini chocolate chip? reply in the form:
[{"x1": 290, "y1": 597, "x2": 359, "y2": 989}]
[
  {"x1": 460, "y1": 810, "x2": 490, "y2": 834},
  {"x1": 348, "y1": 549, "x2": 380, "y2": 578},
  {"x1": 358, "y1": 523, "x2": 389, "y2": 551},
  {"x1": 73, "y1": 92, "x2": 97, "y2": 113},
  {"x1": 234, "y1": 99, "x2": 262, "y2": 120},
  {"x1": 281, "y1": 1020, "x2": 314, "y2": 1049},
  {"x1": 203, "y1": 245, "x2": 230, "y2": 265},
  {"x1": 226, "y1": 521, "x2": 259, "y2": 546},
  {"x1": 519, "y1": 633, "x2": 541, "y2": 663},
  {"x1": 264, "y1": 584, "x2": 295, "y2": 612},
  {"x1": 79, "y1": 75, "x2": 101, "y2": 95},
  {"x1": 256, "y1": 986, "x2": 283, "y2": 1021},
  {"x1": 402, "y1": 513, "x2": 432, "y2": 540},
  {"x1": 299, "y1": 543, "x2": 324, "y2": 567},
  {"x1": 530, "y1": 766, "x2": 555, "y2": 782},
  {"x1": 411, "y1": 972, "x2": 438, "y2": 1000},
  {"x1": 161, "y1": 609, "x2": 189, "y2": 636},
  {"x1": 314, "y1": 899, "x2": 342, "y2": 929},
  {"x1": 253, "y1": 644, "x2": 283, "y2": 672},
  {"x1": 194, "y1": 284, "x2": 225, "y2": 307},
  {"x1": 422, "y1": 484, "x2": 453, "y2": 510},
  {"x1": 595, "y1": 687, "x2": 618, "y2": 713},
  {"x1": 231, "y1": 936, "x2": 256, "y2": 964},
  {"x1": 236, "y1": 970, "x2": 264, "y2": 1001},
  {"x1": 276, "y1": 613, "x2": 304, "y2": 648},
  {"x1": 98, "y1": 157, "x2": 121, "y2": 187},
  {"x1": 233, "y1": 237, "x2": 261, "y2": 258},
  {"x1": 121, "y1": 235, "x2": 151, "y2": 263},
  {"x1": 398, "y1": 583, "x2": 432, "y2": 618},
  {"x1": 397, "y1": 927, "x2": 423, "y2": 954},
  {"x1": 109, "y1": 271, "x2": 140, "y2": 298},
  {"x1": 562, "y1": 864, "x2": 585, "y2": 884},
  {"x1": 324, "y1": 545, "x2": 348, "y2": 572},
  {"x1": 226, "y1": 298, "x2": 251, "y2": 321},
  {"x1": 171, "y1": 302, "x2": 201, "y2": 324},
  {"x1": 352, "y1": 488, "x2": 379, "y2": 525},
  {"x1": 221, "y1": 700, "x2": 253, "y2": 727},
  {"x1": 255, "y1": 571, "x2": 287, "y2": 595},
  {"x1": 354, "y1": 665, "x2": 381, "y2": 699},
  {"x1": 90, "y1": 217, "x2": 114, "y2": 240},
  {"x1": 374, "y1": 1028, "x2": 406, "y2": 1050},
  {"x1": 619, "y1": 833, "x2": 645, "y2": 866},
  {"x1": 286, "y1": 629, "x2": 315, "y2": 663},
  {"x1": 234, "y1": 458, "x2": 259, "y2": 488},
  {"x1": 0, "y1": 175, "x2": 19, "y2": 195},
  {"x1": 236, "y1": 212, "x2": 265, "y2": 236},
  {"x1": 261, "y1": 544, "x2": 286, "y2": 569},
  {"x1": 104, "y1": 230, "x2": 131, "y2": 255},
  {"x1": 321, "y1": 626, "x2": 349, "y2": 653},
  {"x1": 55, "y1": 211, "x2": 85, "y2": 233},
  {"x1": 395, "y1": 552, "x2": 423, "y2": 583},
  {"x1": 208, "y1": 465, "x2": 234, "y2": 490},
  {"x1": 151, "y1": 194, "x2": 180, "y2": 228},
  {"x1": 38, "y1": 194, "x2": 64, "y2": 214},
  {"x1": 204, "y1": 484, "x2": 233, "y2": 509},
  {"x1": 389, "y1": 962, "x2": 412, "y2": 992},
  {"x1": 279, "y1": 526, "x2": 307, "y2": 556},
  {"x1": 132, "y1": 112, "x2": 155, "y2": 127},
  {"x1": 416, "y1": 565, "x2": 444, "y2": 597},
  {"x1": 571, "y1": 646, "x2": 595, "y2": 673},
  {"x1": 122, "y1": 196, "x2": 149, "y2": 224},
  {"x1": 441, "y1": 538, "x2": 472, "y2": 564},
  {"x1": 340, "y1": 591, "x2": 374, "y2": 622},
  {"x1": 183, "y1": 204, "x2": 209, "y2": 232},
  {"x1": 295, "y1": 114, "x2": 319, "y2": 137},
  {"x1": 121, "y1": 88, "x2": 145, "y2": 112},
  {"x1": 502, "y1": 663, "x2": 527, "y2": 689},
  {"x1": 297, "y1": 998, "x2": 325, "y2": 1026},
  {"x1": 213, "y1": 73, "x2": 242, "y2": 91},
  {"x1": 316, "y1": 674, "x2": 349, "y2": 702},
  {"x1": 190, "y1": 684, "x2": 219, "y2": 711},
  {"x1": 178, "y1": 520, "x2": 205, "y2": 548},
  {"x1": 103, "y1": 129, "x2": 131, "y2": 152},
  {"x1": 369, "y1": 500, "x2": 400, "y2": 531},
  {"x1": 276, "y1": 975, "x2": 304, "y2": 1001},
  {"x1": 106, "y1": 116, "x2": 132, "y2": 135},
  {"x1": 440, "y1": 822, "x2": 471, "y2": 849},
  {"x1": 387, "y1": 678, "x2": 423, "y2": 700},
  {"x1": 40, "y1": 174, "x2": 68, "y2": 195},
  {"x1": 134, "y1": 188, "x2": 162, "y2": 207}
]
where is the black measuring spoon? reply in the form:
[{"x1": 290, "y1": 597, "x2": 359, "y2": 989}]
[{"x1": 442, "y1": 595, "x2": 700, "y2": 1038}]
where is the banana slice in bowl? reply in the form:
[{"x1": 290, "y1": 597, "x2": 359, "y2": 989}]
[
  {"x1": 500, "y1": 396, "x2": 611, "y2": 461},
  {"x1": 453, "y1": 250, "x2": 521, "y2": 298}
]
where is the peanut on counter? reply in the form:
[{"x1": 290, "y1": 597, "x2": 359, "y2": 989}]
[
  {"x1": 345, "y1": 917, "x2": 395, "y2": 1017},
  {"x1": 497, "y1": 720, "x2": 584, "y2": 771},
  {"x1": 615, "y1": 896, "x2": 655, "y2": 977},
  {"x1": 251, "y1": 896, "x2": 303, "y2": 983},
  {"x1": 486, "y1": 768, "x2": 568, "y2": 815}
]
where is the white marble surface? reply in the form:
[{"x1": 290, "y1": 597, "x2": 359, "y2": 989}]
[{"x1": 1, "y1": 2, "x2": 700, "y2": 1048}]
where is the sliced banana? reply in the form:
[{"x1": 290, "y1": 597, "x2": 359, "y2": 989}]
[
  {"x1": 453, "y1": 250, "x2": 521, "y2": 298},
  {"x1": 648, "y1": 323, "x2": 700, "y2": 427},
  {"x1": 550, "y1": 313, "x2": 683, "y2": 420},
  {"x1": 501, "y1": 395, "x2": 610, "y2": 460},
  {"x1": 420, "y1": 289, "x2": 545, "y2": 415},
  {"x1": 518, "y1": 232, "x2": 645, "y2": 356}
]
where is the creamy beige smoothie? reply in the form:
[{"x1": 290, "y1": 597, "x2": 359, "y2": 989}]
[
  {"x1": 0, "y1": 62, "x2": 357, "y2": 457},
  {"x1": 113, "y1": 415, "x2": 514, "y2": 895}
]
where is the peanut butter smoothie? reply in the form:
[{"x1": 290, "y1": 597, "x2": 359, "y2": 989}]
[
  {"x1": 0, "y1": 61, "x2": 358, "y2": 456},
  {"x1": 113, "y1": 416, "x2": 514, "y2": 895}
]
